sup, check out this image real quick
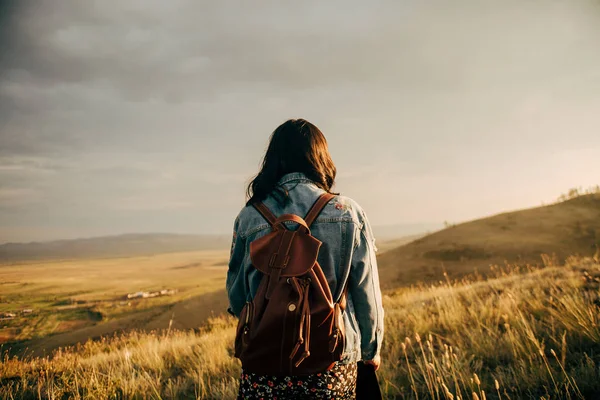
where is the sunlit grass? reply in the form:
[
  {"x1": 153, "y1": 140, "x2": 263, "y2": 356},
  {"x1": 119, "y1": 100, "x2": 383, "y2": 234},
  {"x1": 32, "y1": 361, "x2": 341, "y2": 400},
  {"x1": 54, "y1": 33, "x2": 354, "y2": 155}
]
[
  {"x1": 1, "y1": 257, "x2": 599, "y2": 399},
  {"x1": 0, "y1": 250, "x2": 228, "y2": 344}
]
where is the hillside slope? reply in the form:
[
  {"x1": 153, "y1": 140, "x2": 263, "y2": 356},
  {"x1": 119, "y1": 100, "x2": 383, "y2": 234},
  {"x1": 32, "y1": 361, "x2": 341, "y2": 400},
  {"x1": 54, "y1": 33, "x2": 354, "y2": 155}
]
[{"x1": 378, "y1": 194, "x2": 600, "y2": 288}]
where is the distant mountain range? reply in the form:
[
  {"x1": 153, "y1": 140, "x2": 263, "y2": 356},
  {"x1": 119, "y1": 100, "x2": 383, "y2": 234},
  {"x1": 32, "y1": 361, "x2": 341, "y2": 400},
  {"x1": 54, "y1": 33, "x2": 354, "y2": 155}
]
[
  {"x1": 0, "y1": 233, "x2": 231, "y2": 262},
  {"x1": 0, "y1": 223, "x2": 440, "y2": 263}
]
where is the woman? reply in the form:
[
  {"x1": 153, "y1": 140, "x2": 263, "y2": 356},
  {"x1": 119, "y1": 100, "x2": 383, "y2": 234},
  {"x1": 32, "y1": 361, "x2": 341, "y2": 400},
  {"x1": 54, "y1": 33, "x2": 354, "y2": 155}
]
[{"x1": 226, "y1": 119, "x2": 384, "y2": 399}]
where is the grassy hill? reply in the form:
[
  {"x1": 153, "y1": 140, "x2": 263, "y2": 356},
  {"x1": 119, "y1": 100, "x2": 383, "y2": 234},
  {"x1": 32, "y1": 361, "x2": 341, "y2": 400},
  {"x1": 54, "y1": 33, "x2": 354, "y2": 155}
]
[
  {"x1": 378, "y1": 194, "x2": 600, "y2": 288},
  {"x1": 2, "y1": 257, "x2": 599, "y2": 399}
]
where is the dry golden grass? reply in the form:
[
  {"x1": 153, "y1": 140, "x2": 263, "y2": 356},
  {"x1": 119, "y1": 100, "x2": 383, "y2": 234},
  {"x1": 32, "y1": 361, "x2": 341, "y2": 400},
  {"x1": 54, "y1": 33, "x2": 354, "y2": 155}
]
[
  {"x1": 0, "y1": 250, "x2": 228, "y2": 304},
  {"x1": 1, "y1": 318, "x2": 240, "y2": 399},
  {"x1": 2, "y1": 256, "x2": 599, "y2": 399},
  {"x1": 0, "y1": 250, "x2": 228, "y2": 352},
  {"x1": 378, "y1": 194, "x2": 600, "y2": 288}
]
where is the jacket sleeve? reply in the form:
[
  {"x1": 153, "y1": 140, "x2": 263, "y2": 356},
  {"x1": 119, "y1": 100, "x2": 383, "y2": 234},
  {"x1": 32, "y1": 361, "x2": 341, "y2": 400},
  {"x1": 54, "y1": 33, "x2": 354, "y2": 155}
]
[
  {"x1": 225, "y1": 215, "x2": 247, "y2": 318},
  {"x1": 348, "y1": 208, "x2": 385, "y2": 361}
]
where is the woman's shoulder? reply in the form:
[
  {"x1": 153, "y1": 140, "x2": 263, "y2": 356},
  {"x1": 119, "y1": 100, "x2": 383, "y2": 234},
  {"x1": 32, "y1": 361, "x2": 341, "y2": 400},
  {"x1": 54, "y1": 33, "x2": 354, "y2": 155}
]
[
  {"x1": 326, "y1": 194, "x2": 369, "y2": 225},
  {"x1": 233, "y1": 203, "x2": 263, "y2": 236},
  {"x1": 234, "y1": 193, "x2": 370, "y2": 237},
  {"x1": 328, "y1": 194, "x2": 363, "y2": 210}
]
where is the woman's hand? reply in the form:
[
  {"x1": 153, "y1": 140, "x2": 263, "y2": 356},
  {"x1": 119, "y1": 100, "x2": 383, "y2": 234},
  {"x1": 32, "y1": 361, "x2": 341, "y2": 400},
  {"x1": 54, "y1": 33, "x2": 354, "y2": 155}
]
[{"x1": 364, "y1": 354, "x2": 381, "y2": 371}]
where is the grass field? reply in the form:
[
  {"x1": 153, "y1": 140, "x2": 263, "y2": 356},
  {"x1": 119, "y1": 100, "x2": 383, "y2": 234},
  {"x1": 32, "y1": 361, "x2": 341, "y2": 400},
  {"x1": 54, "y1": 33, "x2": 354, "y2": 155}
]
[
  {"x1": 1, "y1": 256, "x2": 598, "y2": 399},
  {"x1": 1, "y1": 193, "x2": 599, "y2": 398},
  {"x1": 0, "y1": 250, "x2": 229, "y2": 355}
]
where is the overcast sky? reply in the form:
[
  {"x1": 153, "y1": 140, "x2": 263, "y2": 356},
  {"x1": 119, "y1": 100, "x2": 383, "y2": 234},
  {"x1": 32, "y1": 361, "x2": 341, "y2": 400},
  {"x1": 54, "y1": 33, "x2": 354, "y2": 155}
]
[{"x1": 1, "y1": 0, "x2": 599, "y2": 243}]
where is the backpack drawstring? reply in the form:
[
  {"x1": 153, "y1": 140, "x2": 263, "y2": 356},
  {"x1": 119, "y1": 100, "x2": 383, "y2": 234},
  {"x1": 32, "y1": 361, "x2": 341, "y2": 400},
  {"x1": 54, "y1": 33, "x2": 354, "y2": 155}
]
[{"x1": 289, "y1": 277, "x2": 312, "y2": 367}]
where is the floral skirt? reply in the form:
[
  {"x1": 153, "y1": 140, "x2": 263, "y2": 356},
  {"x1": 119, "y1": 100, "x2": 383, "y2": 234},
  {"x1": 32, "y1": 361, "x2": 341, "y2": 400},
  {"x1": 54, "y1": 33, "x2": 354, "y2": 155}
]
[{"x1": 237, "y1": 362, "x2": 357, "y2": 400}]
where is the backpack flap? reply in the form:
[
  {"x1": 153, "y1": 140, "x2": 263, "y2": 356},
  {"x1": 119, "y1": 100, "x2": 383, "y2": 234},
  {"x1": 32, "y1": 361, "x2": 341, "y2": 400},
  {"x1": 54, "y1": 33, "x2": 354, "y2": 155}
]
[{"x1": 250, "y1": 223, "x2": 322, "y2": 278}]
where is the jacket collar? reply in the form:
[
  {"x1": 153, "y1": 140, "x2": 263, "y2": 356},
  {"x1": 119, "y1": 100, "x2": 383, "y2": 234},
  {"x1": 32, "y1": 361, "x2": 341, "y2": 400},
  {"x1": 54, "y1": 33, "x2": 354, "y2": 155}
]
[{"x1": 277, "y1": 172, "x2": 312, "y2": 185}]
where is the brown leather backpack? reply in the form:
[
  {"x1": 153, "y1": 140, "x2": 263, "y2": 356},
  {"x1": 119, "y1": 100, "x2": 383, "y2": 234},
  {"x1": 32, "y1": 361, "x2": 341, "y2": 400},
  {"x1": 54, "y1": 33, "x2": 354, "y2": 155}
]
[{"x1": 234, "y1": 193, "x2": 347, "y2": 375}]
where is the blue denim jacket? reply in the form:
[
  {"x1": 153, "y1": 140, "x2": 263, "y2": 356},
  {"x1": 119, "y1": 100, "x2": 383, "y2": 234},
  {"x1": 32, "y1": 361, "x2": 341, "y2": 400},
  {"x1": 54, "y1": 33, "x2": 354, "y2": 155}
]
[{"x1": 226, "y1": 172, "x2": 384, "y2": 363}]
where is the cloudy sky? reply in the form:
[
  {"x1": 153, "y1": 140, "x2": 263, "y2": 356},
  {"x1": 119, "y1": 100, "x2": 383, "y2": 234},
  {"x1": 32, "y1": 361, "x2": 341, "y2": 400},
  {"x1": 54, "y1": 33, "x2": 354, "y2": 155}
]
[{"x1": 1, "y1": 0, "x2": 599, "y2": 243}]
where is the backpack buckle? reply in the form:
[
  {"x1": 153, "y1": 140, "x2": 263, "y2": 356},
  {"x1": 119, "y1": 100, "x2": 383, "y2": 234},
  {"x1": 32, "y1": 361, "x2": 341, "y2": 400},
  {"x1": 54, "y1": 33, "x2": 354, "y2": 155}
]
[
  {"x1": 268, "y1": 253, "x2": 278, "y2": 267},
  {"x1": 268, "y1": 253, "x2": 291, "y2": 269}
]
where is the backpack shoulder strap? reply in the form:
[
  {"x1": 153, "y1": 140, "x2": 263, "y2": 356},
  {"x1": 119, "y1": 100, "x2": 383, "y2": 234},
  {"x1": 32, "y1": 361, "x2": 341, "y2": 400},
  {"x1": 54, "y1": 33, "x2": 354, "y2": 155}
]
[
  {"x1": 253, "y1": 202, "x2": 277, "y2": 226},
  {"x1": 339, "y1": 280, "x2": 349, "y2": 310},
  {"x1": 254, "y1": 192, "x2": 334, "y2": 227},
  {"x1": 304, "y1": 193, "x2": 335, "y2": 227}
]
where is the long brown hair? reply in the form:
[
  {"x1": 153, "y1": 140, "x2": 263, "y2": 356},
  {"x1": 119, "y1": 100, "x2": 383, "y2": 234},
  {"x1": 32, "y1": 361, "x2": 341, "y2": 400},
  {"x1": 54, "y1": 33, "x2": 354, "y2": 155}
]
[{"x1": 246, "y1": 119, "x2": 337, "y2": 205}]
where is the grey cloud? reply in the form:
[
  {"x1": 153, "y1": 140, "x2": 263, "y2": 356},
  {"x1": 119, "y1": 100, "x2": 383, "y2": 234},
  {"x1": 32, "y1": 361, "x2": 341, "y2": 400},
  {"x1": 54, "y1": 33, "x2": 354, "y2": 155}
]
[
  {"x1": 1, "y1": 0, "x2": 600, "y2": 242},
  {"x1": 1, "y1": 1, "x2": 493, "y2": 104}
]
